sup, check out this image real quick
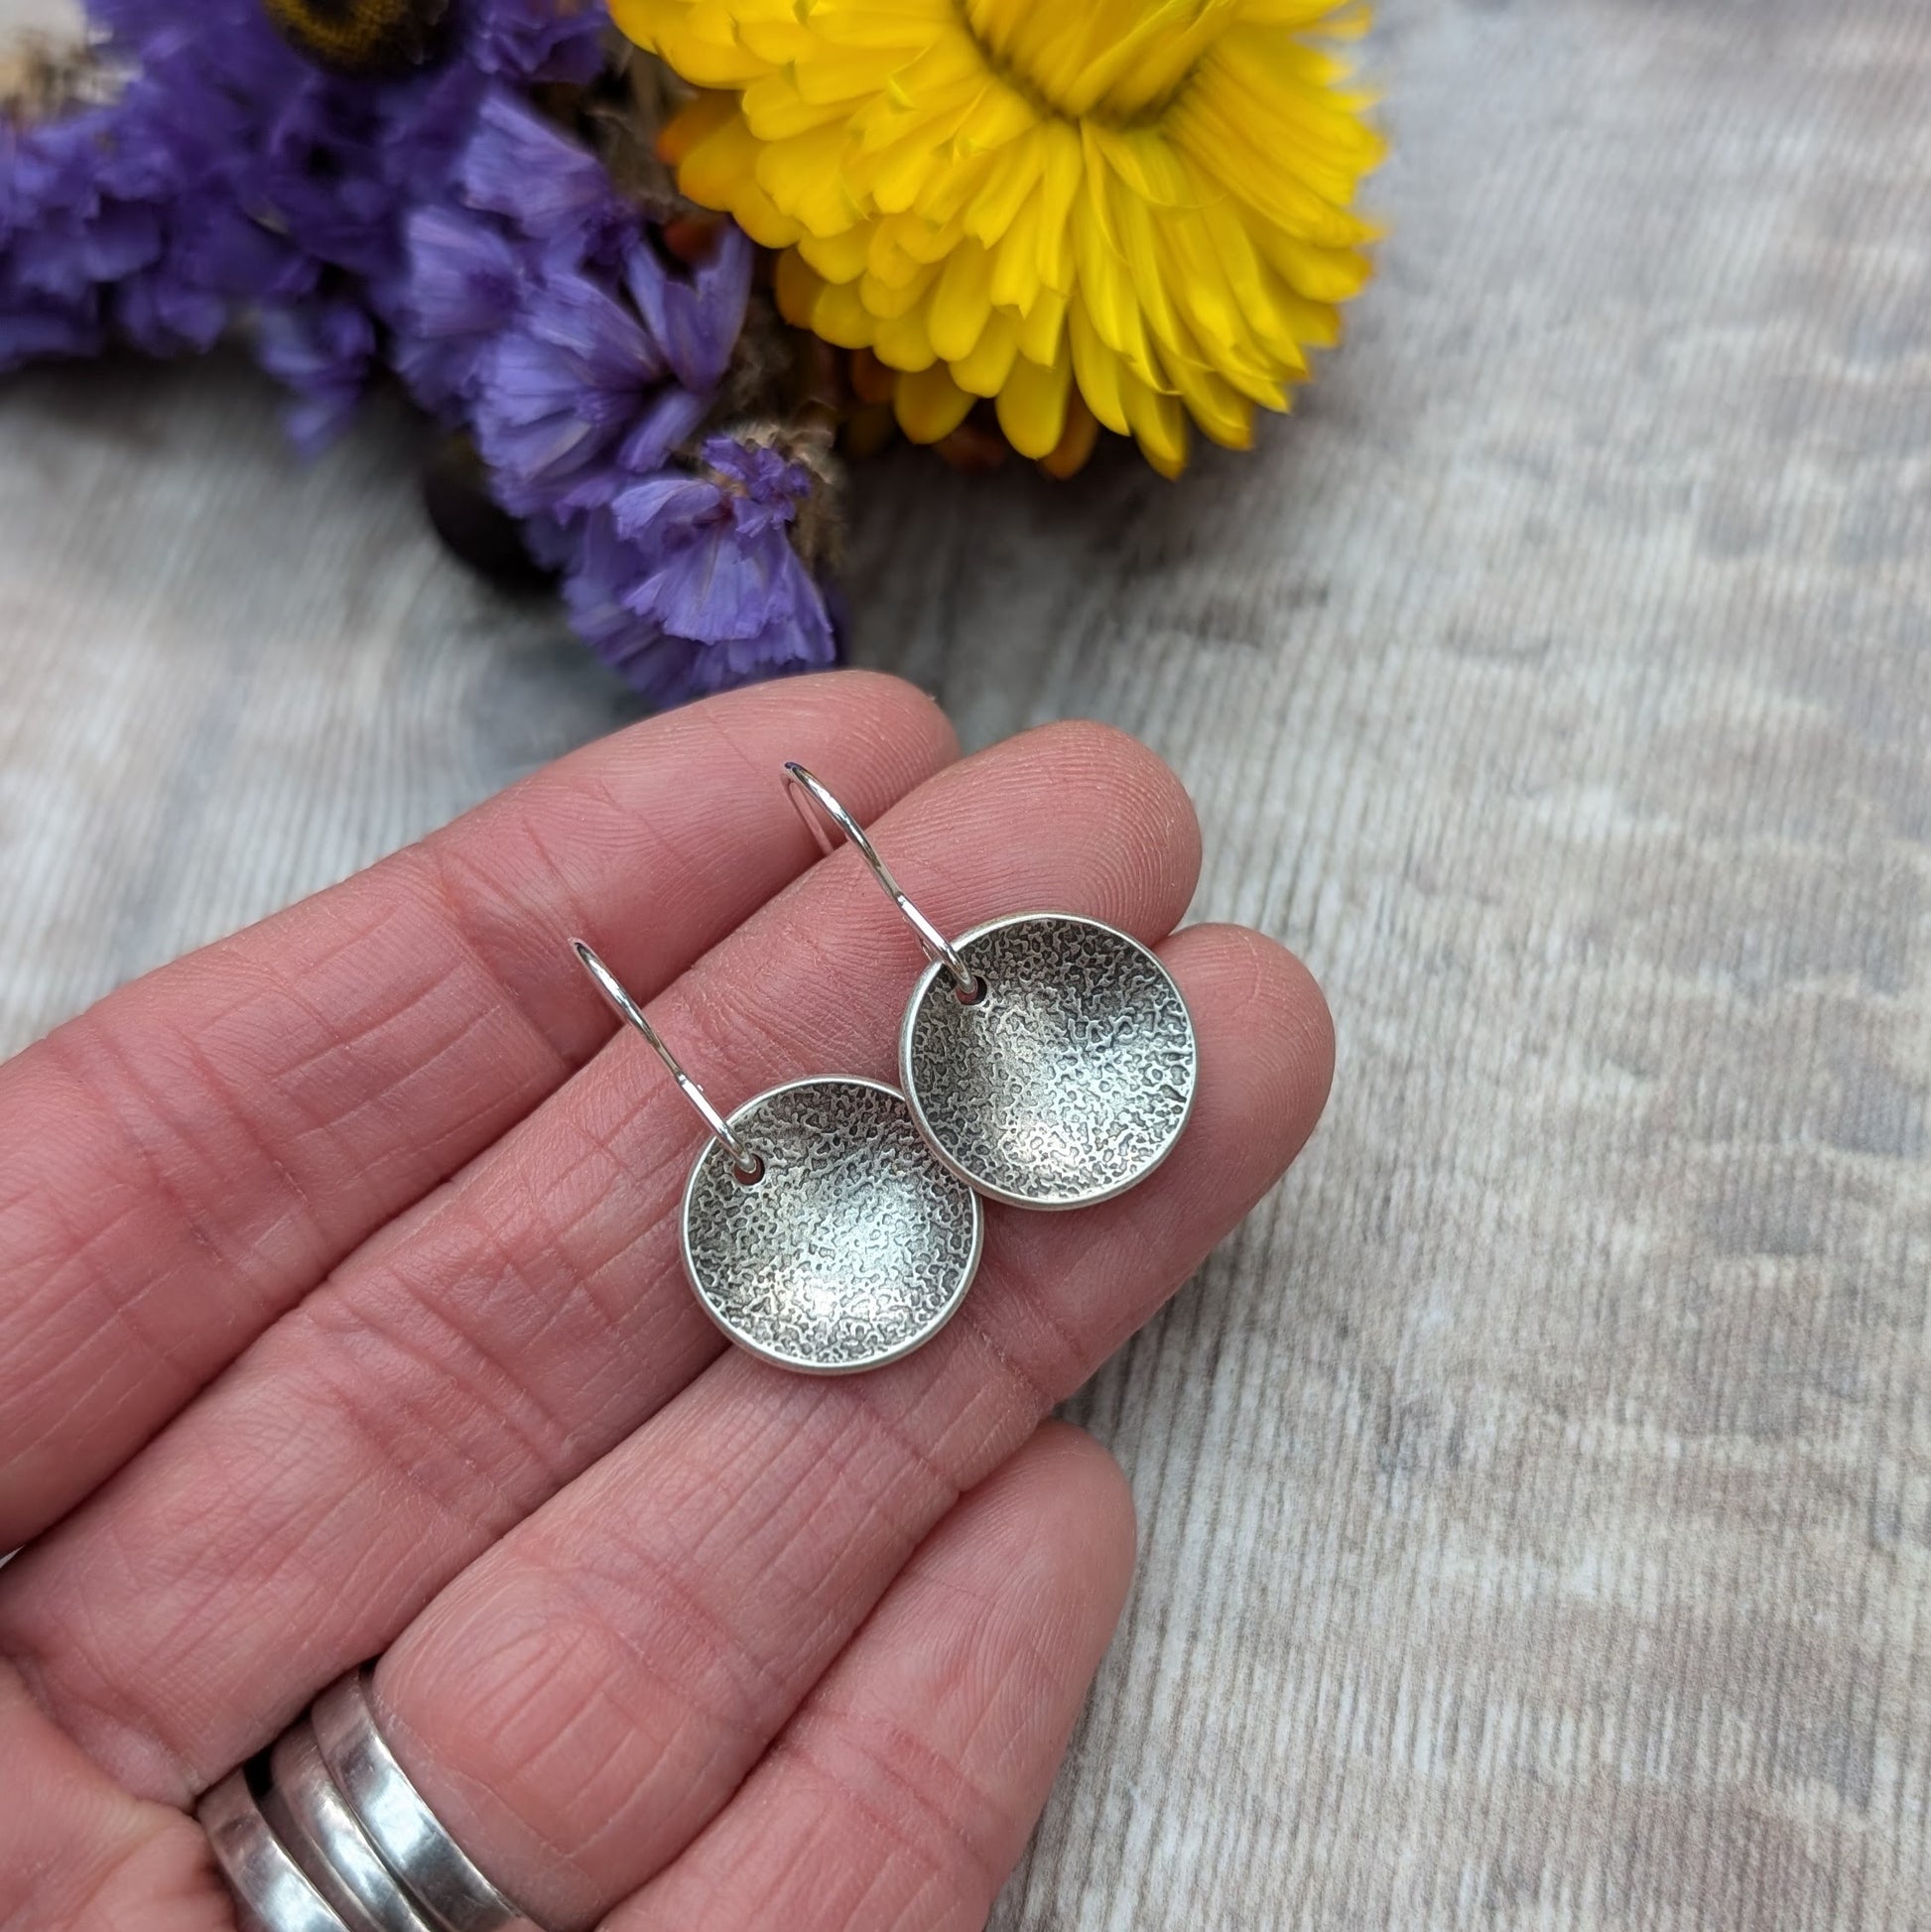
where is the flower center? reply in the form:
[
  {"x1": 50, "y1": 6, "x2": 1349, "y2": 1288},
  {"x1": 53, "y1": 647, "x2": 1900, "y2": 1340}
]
[{"x1": 959, "y1": 0, "x2": 1236, "y2": 124}]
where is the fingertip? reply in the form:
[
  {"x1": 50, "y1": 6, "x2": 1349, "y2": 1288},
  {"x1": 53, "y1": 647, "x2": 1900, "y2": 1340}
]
[
  {"x1": 774, "y1": 670, "x2": 963, "y2": 786},
  {"x1": 1024, "y1": 717, "x2": 1204, "y2": 894},
  {"x1": 939, "y1": 717, "x2": 1203, "y2": 941},
  {"x1": 1038, "y1": 1420, "x2": 1140, "y2": 1604},
  {"x1": 1166, "y1": 923, "x2": 1335, "y2": 1194},
  {"x1": 982, "y1": 1421, "x2": 1138, "y2": 1618}
]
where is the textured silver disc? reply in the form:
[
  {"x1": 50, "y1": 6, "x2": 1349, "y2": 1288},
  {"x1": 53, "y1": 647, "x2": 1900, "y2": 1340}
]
[
  {"x1": 899, "y1": 913, "x2": 1198, "y2": 1211},
  {"x1": 681, "y1": 1077, "x2": 983, "y2": 1373}
]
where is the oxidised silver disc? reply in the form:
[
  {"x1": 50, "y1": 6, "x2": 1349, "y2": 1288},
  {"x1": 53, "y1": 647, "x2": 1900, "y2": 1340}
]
[
  {"x1": 899, "y1": 913, "x2": 1198, "y2": 1212},
  {"x1": 681, "y1": 1077, "x2": 983, "y2": 1373}
]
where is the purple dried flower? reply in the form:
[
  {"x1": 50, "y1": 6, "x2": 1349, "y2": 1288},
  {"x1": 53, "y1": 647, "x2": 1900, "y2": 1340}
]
[
  {"x1": 457, "y1": 87, "x2": 633, "y2": 272},
  {"x1": 395, "y1": 201, "x2": 522, "y2": 410},
  {"x1": 0, "y1": 294, "x2": 101, "y2": 369},
  {"x1": 578, "y1": 435, "x2": 837, "y2": 701},
  {"x1": 469, "y1": 0, "x2": 607, "y2": 85},
  {"x1": 6, "y1": 109, "x2": 160, "y2": 301},
  {"x1": 1, "y1": 99, "x2": 177, "y2": 369},
  {"x1": 468, "y1": 235, "x2": 741, "y2": 522},
  {"x1": 255, "y1": 77, "x2": 406, "y2": 286},
  {"x1": 380, "y1": 64, "x2": 489, "y2": 208},
  {"x1": 4, "y1": 0, "x2": 831, "y2": 706},
  {"x1": 622, "y1": 223, "x2": 752, "y2": 393},
  {"x1": 114, "y1": 249, "x2": 227, "y2": 354},
  {"x1": 560, "y1": 505, "x2": 649, "y2": 654},
  {"x1": 471, "y1": 266, "x2": 665, "y2": 514},
  {"x1": 257, "y1": 299, "x2": 376, "y2": 453}
]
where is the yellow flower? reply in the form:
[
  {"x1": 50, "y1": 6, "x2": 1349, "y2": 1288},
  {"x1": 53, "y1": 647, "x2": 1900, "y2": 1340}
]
[{"x1": 613, "y1": 0, "x2": 1382, "y2": 475}]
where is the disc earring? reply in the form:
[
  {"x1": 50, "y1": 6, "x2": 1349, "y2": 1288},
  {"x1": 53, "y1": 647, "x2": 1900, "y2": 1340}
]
[
  {"x1": 783, "y1": 766, "x2": 1199, "y2": 1213},
  {"x1": 572, "y1": 942, "x2": 982, "y2": 1373}
]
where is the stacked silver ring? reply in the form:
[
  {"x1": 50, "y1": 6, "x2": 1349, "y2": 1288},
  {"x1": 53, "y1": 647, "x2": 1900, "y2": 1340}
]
[{"x1": 196, "y1": 1665, "x2": 543, "y2": 1932}]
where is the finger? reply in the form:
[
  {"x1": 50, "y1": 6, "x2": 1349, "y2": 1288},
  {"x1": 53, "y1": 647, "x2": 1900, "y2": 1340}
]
[
  {"x1": 0, "y1": 721, "x2": 1204, "y2": 1807},
  {"x1": 365, "y1": 921, "x2": 1328, "y2": 1926},
  {"x1": 0, "y1": 671, "x2": 957, "y2": 1547},
  {"x1": 605, "y1": 1422, "x2": 1135, "y2": 1932},
  {"x1": 0, "y1": 1665, "x2": 228, "y2": 1932}
]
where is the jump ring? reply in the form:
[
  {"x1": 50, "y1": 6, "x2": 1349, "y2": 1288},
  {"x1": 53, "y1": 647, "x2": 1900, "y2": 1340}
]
[{"x1": 782, "y1": 764, "x2": 976, "y2": 997}]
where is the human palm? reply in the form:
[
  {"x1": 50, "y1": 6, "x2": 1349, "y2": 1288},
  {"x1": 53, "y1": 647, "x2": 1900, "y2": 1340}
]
[{"x1": 0, "y1": 674, "x2": 1331, "y2": 1931}]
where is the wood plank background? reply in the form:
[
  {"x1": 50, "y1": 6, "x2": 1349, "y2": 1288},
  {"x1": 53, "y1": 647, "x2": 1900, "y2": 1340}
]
[{"x1": 4, "y1": 0, "x2": 1930, "y2": 1924}]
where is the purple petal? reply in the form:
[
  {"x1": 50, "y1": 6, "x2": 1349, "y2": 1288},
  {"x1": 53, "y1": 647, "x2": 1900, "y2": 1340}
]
[
  {"x1": 624, "y1": 224, "x2": 752, "y2": 392},
  {"x1": 459, "y1": 89, "x2": 624, "y2": 247},
  {"x1": 0, "y1": 300, "x2": 103, "y2": 370},
  {"x1": 470, "y1": 0, "x2": 608, "y2": 84},
  {"x1": 685, "y1": 222, "x2": 753, "y2": 384},
  {"x1": 611, "y1": 474, "x2": 723, "y2": 546},
  {"x1": 404, "y1": 204, "x2": 522, "y2": 339},
  {"x1": 614, "y1": 382, "x2": 709, "y2": 474},
  {"x1": 524, "y1": 269, "x2": 663, "y2": 391}
]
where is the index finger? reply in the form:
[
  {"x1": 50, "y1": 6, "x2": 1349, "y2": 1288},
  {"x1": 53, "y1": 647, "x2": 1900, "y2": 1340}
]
[{"x1": 0, "y1": 671, "x2": 958, "y2": 1548}]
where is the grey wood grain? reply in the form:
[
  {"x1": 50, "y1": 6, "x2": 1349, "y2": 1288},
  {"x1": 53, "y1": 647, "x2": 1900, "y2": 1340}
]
[{"x1": 4, "y1": 0, "x2": 1930, "y2": 1925}]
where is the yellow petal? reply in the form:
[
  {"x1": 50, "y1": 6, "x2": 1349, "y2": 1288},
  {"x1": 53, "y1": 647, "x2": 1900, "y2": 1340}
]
[
  {"x1": 1016, "y1": 281, "x2": 1067, "y2": 365},
  {"x1": 1157, "y1": 336, "x2": 1257, "y2": 449},
  {"x1": 862, "y1": 217, "x2": 935, "y2": 290},
  {"x1": 1069, "y1": 190, "x2": 1153, "y2": 381},
  {"x1": 740, "y1": 71, "x2": 865, "y2": 142},
  {"x1": 858, "y1": 259, "x2": 941, "y2": 320},
  {"x1": 873, "y1": 295, "x2": 940, "y2": 370},
  {"x1": 951, "y1": 306, "x2": 1020, "y2": 395},
  {"x1": 797, "y1": 224, "x2": 872, "y2": 284},
  {"x1": 927, "y1": 238, "x2": 993, "y2": 361},
  {"x1": 656, "y1": 89, "x2": 738, "y2": 168},
  {"x1": 1033, "y1": 120, "x2": 1083, "y2": 294},
  {"x1": 813, "y1": 273, "x2": 885, "y2": 349},
  {"x1": 1118, "y1": 366, "x2": 1189, "y2": 476},
  {"x1": 886, "y1": 210, "x2": 967, "y2": 266},
  {"x1": 618, "y1": 0, "x2": 768, "y2": 82},
  {"x1": 1067, "y1": 293, "x2": 1129, "y2": 435},
  {"x1": 964, "y1": 129, "x2": 1044, "y2": 247},
  {"x1": 1102, "y1": 154, "x2": 1182, "y2": 358},
  {"x1": 987, "y1": 192, "x2": 1045, "y2": 312},
  {"x1": 866, "y1": 92, "x2": 985, "y2": 210},
  {"x1": 894, "y1": 361, "x2": 976, "y2": 442},
  {"x1": 1039, "y1": 392, "x2": 1099, "y2": 479},
  {"x1": 994, "y1": 338, "x2": 1072, "y2": 458},
  {"x1": 774, "y1": 247, "x2": 826, "y2": 330},
  {"x1": 1246, "y1": 223, "x2": 1373, "y2": 304},
  {"x1": 636, "y1": 0, "x2": 1381, "y2": 479},
  {"x1": 679, "y1": 111, "x2": 803, "y2": 246},
  {"x1": 756, "y1": 122, "x2": 866, "y2": 236}
]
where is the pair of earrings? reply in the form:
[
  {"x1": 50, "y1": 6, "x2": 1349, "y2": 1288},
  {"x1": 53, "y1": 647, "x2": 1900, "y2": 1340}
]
[{"x1": 574, "y1": 763, "x2": 1198, "y2": 1374}]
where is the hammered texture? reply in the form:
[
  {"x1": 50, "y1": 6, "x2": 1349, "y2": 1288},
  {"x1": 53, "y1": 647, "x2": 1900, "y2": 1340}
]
[
  {"x1": 903, "y1": 915, "x2": 1197, "y2": 1209},
  {"x1": 682, "y1": 1079, "x2": 981, "y2": 1372}
]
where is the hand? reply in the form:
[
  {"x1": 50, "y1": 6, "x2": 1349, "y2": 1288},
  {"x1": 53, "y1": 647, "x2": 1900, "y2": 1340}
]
[{"x1": 0, "y1": 673, "x2": 1332, "y2": 1932}]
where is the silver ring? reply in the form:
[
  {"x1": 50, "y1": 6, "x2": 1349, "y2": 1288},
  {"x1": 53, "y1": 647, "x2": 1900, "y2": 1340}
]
[
  {"x1": 572, "y1": 940, "x2": 763, "y2": 1179},
  {"x1": 198, "y1": 1766, "x2": 353, "y2": 1932},
  {"x1": 196, "y1": 1665, "x2": 543, "y2": 1932},
  {"x1": 260, "y1": 1724, "x2": 438, "y2": 1932},
  {"x1": 783, "y1": 763, "x2": 977, "y2": 997},
  {"x1": 310, "y1": 1668, "x2": 542, "y2": 1932}
]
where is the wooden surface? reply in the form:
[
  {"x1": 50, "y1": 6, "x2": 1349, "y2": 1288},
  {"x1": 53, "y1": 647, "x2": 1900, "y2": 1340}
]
[{"x1": 6, "y1": 0, "x2": 1931, "y2": 1925}]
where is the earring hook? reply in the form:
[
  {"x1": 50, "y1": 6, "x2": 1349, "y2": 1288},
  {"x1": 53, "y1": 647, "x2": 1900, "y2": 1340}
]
[
  {"x1": 571, "y1": 941, "x2": 763, "y2": 1181},
  {"x1": 783, "y1": 763, "x2": 978, "y2": 997}
]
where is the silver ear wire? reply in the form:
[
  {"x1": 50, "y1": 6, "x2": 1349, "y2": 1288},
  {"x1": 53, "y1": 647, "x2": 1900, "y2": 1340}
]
[
  {"x1": 572, "y1": 941, "x2": 762, "y2": 1181},
  {"x1": 783, "y1": 763, "x2": 978, "y2": 998}
]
